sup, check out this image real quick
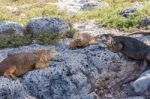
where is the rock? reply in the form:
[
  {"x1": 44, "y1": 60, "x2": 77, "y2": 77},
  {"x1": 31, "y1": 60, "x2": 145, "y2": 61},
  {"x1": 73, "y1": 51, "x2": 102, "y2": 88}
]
[
  {"x1": 0, "y1": 77, "x2": 32, "y2": 99},
  {"x1": 127, "y1": 96, "x2": 145, "y2": 99},
  {"x1": 73, "y1": 22, "x2": 125, "y2": 36},
  {"x1": 58, "y1": 0, "x2": 88, "y2": 4},
  {"x1": 0, "y1": 34, "x2": 149, "y2": 98},
  {"x1": 140, "y1": 18, "x2": 150, "y2": 27},
  {"x1": 131, "y1": 70, "x2": 150, "y2": 93},
  {"x1": 20, "y1": 4, "x2": 32, "y2": 9},
  {"x1": 0, "y1": 21, "x2": 25, "y2": 37},
  {"x1": 19, "y1": 13, "x2": 26, "y2": 18},
  {"x1": 58, "y1": 0, "x2": 109, "y2": 13},
  {"x1": 81, "y1": 1, "x2": 109, "y2": 11},
  {"x1": 5, "y1": 6, "x2": 21, "y2": 16},
  {"x1": 92, "y1": 59, "x2": 145, "y2": 98},
  {"x1": 0, "y1": 43, "x2": 122, "y2": 99},
  {"x1": 26, "y1": 17, "x2": 70, "y2": 37},
  {"x1": 120, "y1": 3, "x2": 144, "y2": 18},
  {"x1": 81, "y1": 92, "x2": 99, "y2": 99}
]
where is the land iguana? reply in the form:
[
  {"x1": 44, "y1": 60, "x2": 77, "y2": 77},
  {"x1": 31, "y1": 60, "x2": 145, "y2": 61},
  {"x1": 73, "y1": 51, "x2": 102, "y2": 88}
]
[
  {"x1": 69, "y1": 31, "x2": 150, "y2": 49},
  {"x1": 95, "y1": 34, "x2": 150, "y2": 62},
  {"x1": 0, "y1": 49, "x2": 58, "y2": 79},
  {"x1": 69, "y1": 33, "x2": 97, "y2": 49}
]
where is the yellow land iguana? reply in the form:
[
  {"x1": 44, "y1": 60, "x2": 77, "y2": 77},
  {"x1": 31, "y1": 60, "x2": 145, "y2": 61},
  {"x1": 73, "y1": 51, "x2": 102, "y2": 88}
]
[{"x1": 0, "y1": 49, "x2": 58, "y2": 79}]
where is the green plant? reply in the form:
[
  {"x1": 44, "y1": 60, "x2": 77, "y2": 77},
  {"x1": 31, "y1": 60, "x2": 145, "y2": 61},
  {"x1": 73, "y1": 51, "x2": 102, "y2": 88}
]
[
  {"x1": 0, "y1": 38, "x2": 9, "y2": 48},
  {"x1": 8, "y1": 37, "x2": 31, "y2": 47},
  {"x1": 36, "y1": 32, "x2": 62, "y2": 45},
  {"x1": 65, "y1": 23, "x2": 77, "y2": 38},
  {"x1": 0, "y1": 36, "x2": 31, "y2": 48}
]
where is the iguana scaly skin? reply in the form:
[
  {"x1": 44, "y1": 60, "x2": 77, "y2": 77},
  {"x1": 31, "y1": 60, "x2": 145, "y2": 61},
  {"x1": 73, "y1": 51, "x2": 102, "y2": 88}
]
[
  {"x1": 69, "y1": 33, "x2": 97, "y2": 49},
  {"x1": 0, "y1": 49, "x2": 58, "y2": 79},
  {"x1": 95, "y1": 34, "x2": 150, "y2": 62}
]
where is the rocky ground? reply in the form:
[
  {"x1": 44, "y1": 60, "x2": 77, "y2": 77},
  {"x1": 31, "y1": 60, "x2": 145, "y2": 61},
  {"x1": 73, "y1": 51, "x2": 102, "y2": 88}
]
[
  {"x1": 0, "y1": 24, "x2": 150, "y2": 99},
  {"x1": 0, "y1": 0, "x2": 150, "y2": 99}
]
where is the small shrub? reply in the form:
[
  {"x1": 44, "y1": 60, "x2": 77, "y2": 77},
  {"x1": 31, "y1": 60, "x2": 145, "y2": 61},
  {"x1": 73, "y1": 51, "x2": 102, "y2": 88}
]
[
  {"x1": 65, "y1": 23, "x2": 77, "y2": 38},
  {"x1": 36, "y1": 32, "x2": 63, "y2": 45},
  {"x1": 8, "y1": 37, "x2": 31, "y2": 47},
  {"x1": 0, "y1": 36, "x2": 31, "y2": 48},
  {"x1": 65, "y1": 29, "x2": 77, "y2": 38},
  {"x1": 0, "y1": 38, "x2": 9, "y2": 48}
]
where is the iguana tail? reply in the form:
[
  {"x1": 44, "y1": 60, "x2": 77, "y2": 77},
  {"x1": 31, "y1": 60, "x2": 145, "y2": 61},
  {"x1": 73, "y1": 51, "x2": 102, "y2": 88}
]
[{"x1": 127, "y1": 31, "x2": 150, "y2": 36}]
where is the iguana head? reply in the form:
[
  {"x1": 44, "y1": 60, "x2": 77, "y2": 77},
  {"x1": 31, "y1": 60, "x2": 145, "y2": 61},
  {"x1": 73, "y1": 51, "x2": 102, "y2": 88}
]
[
  {"x1": 95, "y1": 34, "x2": 123, "y2": 52},
  {"x1": 95, "y1": 34, "x2": 115, "y2": 46},
  {"x1": 47, "y1": 49, "x2": 59, "y2": 59},
  {"x1": 39, "y1": 49, "x2": 59, "y2": 62}
]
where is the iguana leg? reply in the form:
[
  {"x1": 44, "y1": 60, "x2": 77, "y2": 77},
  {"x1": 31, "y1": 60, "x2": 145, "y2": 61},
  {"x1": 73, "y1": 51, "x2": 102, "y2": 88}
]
[
  {"x1": 4, "y1": 66, "x2": 17, "y2": 80},
  {"x1": 45, "y1": 61, "x2": 51, "y2": 67},
  {"x1": 35, "y1": 61, "x2": 51, "y2": 69}
]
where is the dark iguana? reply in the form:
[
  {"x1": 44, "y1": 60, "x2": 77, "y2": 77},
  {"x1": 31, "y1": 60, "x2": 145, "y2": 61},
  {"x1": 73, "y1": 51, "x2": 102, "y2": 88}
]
[{"x1": 95, "y1": 34, "x2": 150, "y2": 62}]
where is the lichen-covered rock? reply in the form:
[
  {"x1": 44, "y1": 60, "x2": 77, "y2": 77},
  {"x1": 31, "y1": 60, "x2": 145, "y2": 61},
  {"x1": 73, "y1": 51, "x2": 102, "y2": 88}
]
[
  {"x1": 120, "y1": 3, "x2": 144, "y2": 18},
  {"x1": 131, "y1": 70, "x2": 150, "y2": 93},
  {"x1": 0, "y1": 77, "x2": 31, "y2": 99},
  {"x1": 0, "y1": 43, "x2": 121, "y2": 99},
  {"x1": 0, "y1": 21, "x2": 25, "y2": 37},
  {"x1": 58, "y1": 0, "x2": 109, "y2": 13},
  {"x1": 26, "y1": 17, "x2": 70, "y2": 37},
  {"x1": 0, "y1": 34, "x2": 149, "y2": 99}
]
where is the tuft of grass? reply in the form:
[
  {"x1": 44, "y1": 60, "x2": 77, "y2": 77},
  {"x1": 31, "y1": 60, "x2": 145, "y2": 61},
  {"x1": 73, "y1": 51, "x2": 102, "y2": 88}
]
[
  {"x1": 73, "y1": 0, "x2": 150, "y2": 32},
  {"x1": 0, "y1": 0, "x2": 150, "y2": 33},
  {"x1": 0, "y1": 36, "x2": 31, "y2": 48},
  {"x1": 0, "y1": 0, "x2": 66, "y2": 25},
  {"x1": 64, "y1": 23, "x2": 77, "y2": 38},
  {"x1": 8, "y1": 37, "x2": 31, "y2": 47},
  {"x1": 0, "y1": 38, "x2": 9, "y2": 48},
  {"x1": 36, "y1": 32, "x2": 63, "y2": 45}
]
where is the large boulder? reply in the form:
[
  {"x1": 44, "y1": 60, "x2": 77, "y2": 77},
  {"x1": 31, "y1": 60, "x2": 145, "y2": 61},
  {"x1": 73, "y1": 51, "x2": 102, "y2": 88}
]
[
  {"x1": 26, "y1": 17, "x2": 70, "y2": 37},
  {"x1": 58, "y1": 0, "x2": 109, "y2": 13},
  {"x1": 0, "y1": 43, "x2": 121, "y2": 99},
  {"x1": 0, "y1": 21, "x2": 25, "y2": 37},
  {"x1": 0, "y1": 35, "x2": 149, "y2": 98}
]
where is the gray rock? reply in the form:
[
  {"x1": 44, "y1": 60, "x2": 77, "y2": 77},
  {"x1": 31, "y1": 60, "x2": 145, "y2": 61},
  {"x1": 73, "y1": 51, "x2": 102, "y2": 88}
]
[
  {"x1": 0, "y1": 21, "x2": 25, "y2": 37},
  {"x1": 140, "y1": 18, "x2": 150, "y2": 27},
  {"x1": 132, "y1": 70, "x2": 150, "y2": 93},
  {"x1": 81, "y1": 92, "x2": 99, "y2": 99},
  {"x1": 5, "y1": 6, "x2": 20, "y2": 16},
  {"x1": 0, "y1": 35, "x2": 149, "y2": 98},
  {"x1": 81, "y1": 1, "x2": 109, "y2": 11},
  {"x1": 58, "y1": 0, "x2": 109, "y2": 13},
  {"x1": 58, "y1": 0, "x2": 88, "y2": 4},
  {"x1": 0, "y1": 77, "x2": 32, "y2": 99},
  {"x1": 0, "y1": 43, "x2": 121, "y2": 99},
  {"x1": 26, "y1": 17, "x2": 70, "y2": 37},
  {"x1": 127, "y1": 96, "x2": 145, "y2": 99},
  {"x1": 120, "y1": 3, "x2": 144, "y2": 18}
]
